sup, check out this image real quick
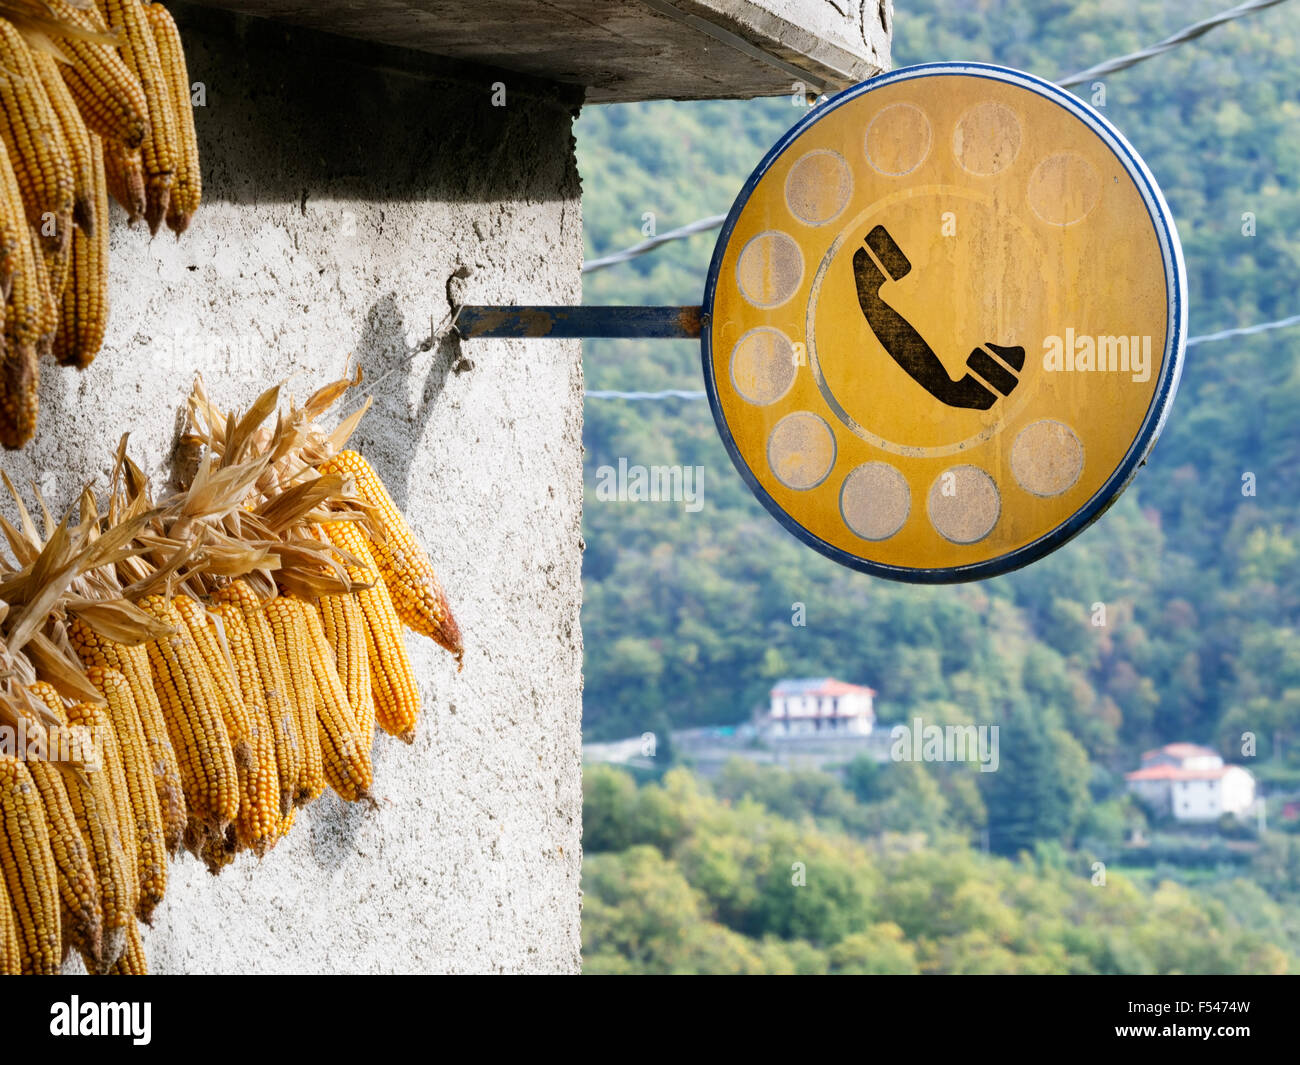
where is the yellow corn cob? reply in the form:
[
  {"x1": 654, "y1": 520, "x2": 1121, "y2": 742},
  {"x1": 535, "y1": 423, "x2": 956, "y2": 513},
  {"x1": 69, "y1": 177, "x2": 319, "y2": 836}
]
[
  {"x1": 25, "y1": 681, "x2": 63, "y2": 715},
  {"x1": 64, "y1": 702, "x2": 140, "y2": 966},
  {"x1": 0, "y1": 870, "x2": 20, "y2": 974},
  {"x1": 0, "y1": 18, "x2": 75, "y2": 243},
  {"x1": 66, "y1": 701, "x2": 138, "y2": 899},
  {"x1": 46, "y1": 0, "x2": 148, "y2": 148},
  {"x1": 0, "y1": 755, "x2": 61, "y2": 974},
  {"x1": 318, "y1": 591, "x2": 374, "y2": 753},
  {"x1": 138, "y1": 594, "x2": 239, "y2": 851},
  {"x1": 214, "y1": 581, "x2": 299, "y2": 819},
  {"x1": 325, "y1": 520, "x2": 422, "y2": 743},
  {"x1": 301, "y1": 605, "x2": 372, "y2": 802},
  {"x1": 85, "y1": 666, "x2": 166, "y2": 922},
  {"x1": 0, "y1": 143, "x2": 39, "y2": 449},
  {"x1": 108, "y1": 916, "x2": 147, "y2": 974},
  {"x1": 58, "y1": 714, "x2": 136, "y2": 972},
  {"x1": 29, "y1": 227, "x2": 59, "y2": 358},
  {"x1": 102, "y1": 139, "x2": 145, "y2": 223},
  {"x1": 69, "y1": 616, "x2": 187, "y2": 853},
  {"x1": 53, "y1": 134, "x2": 109, "y2": 369},
  {"x1": 276, "y1": 805, "x2": 296, "y2": 840},
  {"x1": 320, "y1": 451, "x2": 463, "y2": 663},
  {"x1": 264, "y1": 595, "x2": 324, "y2": 805},
  {"x1": 0, "y1": 136, "x2": 23, "y2": 292},
  {"x1": 25, "y1": 53, "x2": 80, "y2": 300},
  {"x1": 34, "y1": 52, "x2": 97, "y2": 235},
  {"x1": 41, "y1": 214, "x2": 73, "y2": 300},
  {"x1": 12, "y1": 689, "x2": 102, "y2": 965},
  {"x1": 98, "y1": 0, "x2": 174, "y2": 233},
  {"x1": 23, "y1": 754, "x2": 101, "y2": 967},
  {"x1": 145, "y1": 1, "x2": 199, "y2": 234},
  {"x1": 174, "y1": 595, "x2": 278, "y2": 860},
  {"x1": 172, "y1": 596, "x2": 252, "y2": 749}
]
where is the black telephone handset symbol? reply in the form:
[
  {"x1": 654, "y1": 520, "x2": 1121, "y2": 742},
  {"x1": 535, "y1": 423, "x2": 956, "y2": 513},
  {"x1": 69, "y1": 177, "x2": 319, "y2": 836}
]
[{"x1": 852, "y1": 225, "x2": 1025, "y2": 411}]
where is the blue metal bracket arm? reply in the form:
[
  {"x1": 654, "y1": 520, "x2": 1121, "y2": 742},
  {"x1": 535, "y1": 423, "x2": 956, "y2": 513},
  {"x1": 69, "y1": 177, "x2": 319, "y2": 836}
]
[{"x1": 455, "y1": 305, "x2": 704, "y2": 339}]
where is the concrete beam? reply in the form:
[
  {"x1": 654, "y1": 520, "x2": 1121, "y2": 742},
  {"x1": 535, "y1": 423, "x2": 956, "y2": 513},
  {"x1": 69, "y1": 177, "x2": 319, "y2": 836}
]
[{"x1": 176, "y1": 0, "x2": 892, "y2": 101}]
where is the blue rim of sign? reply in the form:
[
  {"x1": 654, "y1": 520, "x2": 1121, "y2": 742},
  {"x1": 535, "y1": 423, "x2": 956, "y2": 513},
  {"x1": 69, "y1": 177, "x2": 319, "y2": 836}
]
[{"x1": 700, "y1": 61, "x2": 1187, "y2": 584}]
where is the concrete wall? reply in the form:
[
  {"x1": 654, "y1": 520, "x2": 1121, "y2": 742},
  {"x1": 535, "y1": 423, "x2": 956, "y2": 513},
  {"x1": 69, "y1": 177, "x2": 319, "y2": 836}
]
[{"x1": 17, "y1": 4, "x2": 585, "y2": 973}]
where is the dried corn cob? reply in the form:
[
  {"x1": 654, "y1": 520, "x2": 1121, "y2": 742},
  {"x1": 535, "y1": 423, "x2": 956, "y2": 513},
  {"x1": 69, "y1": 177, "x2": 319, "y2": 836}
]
[
  {"x1": 29, "y1": 227, "x2": 59, "y2": 356},
  {"x1": 108, "y1": 916, "x2": 147, "y2": 974},
  {"x1": 17, "y1": 687, "x2": 105, "y2": 966},
  {"x1": 0, "y1": 870, "x2": 20, "y2": 974},
  {"x1": 0, "y1": 18, "x2": 75, "y2": 242},
  {"x1": 318, "y1": 591, "x2": 374, "y2": 753},
  {"x1": 25, "y1": 681, "x2": 64, "y2": 716},
  {"x1": 174, "y1": 595, "x2": 278, "y2": 860},
  {"x1": 53, "y1": 134, "x2": 110, "y2": 368},
  {"x1": 214, "y1": 581, "x2": 299, "y2": 819},
  {"x1": 85, "y1": 666, "x2": 166, "y2": 922},
  {"x1": 320, "y1": 451, "x2": 463, "y2": 663},
  {"x1": 102, "y1": 139, "x2": 145, "y2": 223},
  {"x1": 69, "y1": 616, "x2": 187, "y2": 853},
  {"x1": 264, "y1": 595, "x2": 323, "y2": 805},
  {"x1": 276, "y1": 804, "x2": 296, "y2": 840},
  {"x1": 138, "y1": 594, "x2": 238, "y2": 851},
  {"x1": 40, "y1": 214, "x2": 73, "y2": 299},
  {"x1": 302, "y1": 605, "x2": 372, "y2": 802},
  {"x1": 199, "y1": 825, "x2": 236, "y2": 875},
  {"x1": 46, "y1": 0, "x2": 149, "y2": 148},
  {"x1": 0, "y1": 146, "x2": 39, "y2": 448},
  {"x1": 98, "y1": 0, "x2": 175, "y2": 233},
  {"x1": 66, "y1": 702, "x2": 138, "y2": 898},
  {"x1": 34, "y1": 51, "x2": 97, "y2": 235},
  {"x1": 59, "y1": 716, "x2": 136, "y2": 972},
  {"x1": 24, "y1": 756, "x2": 101, "y2": 967},
  {"x1": 325, "y1": 520, "x2": 422, "y2": 743},
  {"x1": 0, "y1": 755, "x2": 61, "y2": 975},
  {"x1": 0, "y1": 136, "x2": 23, "y2": 293},
  {"x1": 145, "y1": 1, "x2": 199, "y2": 234}
]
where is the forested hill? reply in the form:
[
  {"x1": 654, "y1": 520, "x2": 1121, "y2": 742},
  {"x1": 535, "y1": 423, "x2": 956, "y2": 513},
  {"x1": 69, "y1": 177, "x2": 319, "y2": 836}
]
[{"x1": 573, "y1": 0, "x2": 1300, "y2": 776}]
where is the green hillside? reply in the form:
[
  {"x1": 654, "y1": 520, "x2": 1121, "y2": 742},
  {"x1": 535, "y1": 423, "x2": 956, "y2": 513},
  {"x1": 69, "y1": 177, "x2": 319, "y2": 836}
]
[{"x1": 582, "y1": 762, "x2": 1300, "y2": 974}]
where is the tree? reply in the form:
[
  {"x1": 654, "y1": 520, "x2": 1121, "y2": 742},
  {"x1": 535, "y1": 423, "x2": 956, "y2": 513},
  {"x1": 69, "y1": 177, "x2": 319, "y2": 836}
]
[{"x1": 981, "y1": 715, "x2": 1089, "y2": 856}]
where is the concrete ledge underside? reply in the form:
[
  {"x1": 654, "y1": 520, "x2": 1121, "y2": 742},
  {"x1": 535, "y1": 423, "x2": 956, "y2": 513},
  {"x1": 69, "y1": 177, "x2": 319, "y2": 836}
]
[{"x1": 178, "y1": 0, "x2": 892, "y2": 101}]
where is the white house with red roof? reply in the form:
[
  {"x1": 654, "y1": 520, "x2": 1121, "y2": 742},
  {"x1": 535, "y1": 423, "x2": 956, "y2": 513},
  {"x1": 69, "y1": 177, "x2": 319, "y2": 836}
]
[
  {"x1": 765, "y1": 678, "x2": 876, "y2": 737},
  {"x1": 1125, "y1": 743, "x2": 1255, "y2": 821}
]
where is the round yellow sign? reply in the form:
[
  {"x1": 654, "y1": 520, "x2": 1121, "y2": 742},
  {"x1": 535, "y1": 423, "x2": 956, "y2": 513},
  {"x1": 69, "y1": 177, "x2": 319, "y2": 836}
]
[{"x1": 703, "y1": 63, "x2": 1186, "y2": 582}]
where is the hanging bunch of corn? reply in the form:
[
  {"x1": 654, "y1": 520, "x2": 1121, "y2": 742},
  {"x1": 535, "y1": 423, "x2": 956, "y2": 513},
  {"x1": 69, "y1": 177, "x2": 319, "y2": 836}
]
[
  {"x1": 0, "y1": 488, "x2": 163, "y2": 973},
  {"x1": 0, "y1": 0, "x2": 203, "y2": 449},
  {"x1": 0, "y1": 370, "x2": 461, "y2": 974}
]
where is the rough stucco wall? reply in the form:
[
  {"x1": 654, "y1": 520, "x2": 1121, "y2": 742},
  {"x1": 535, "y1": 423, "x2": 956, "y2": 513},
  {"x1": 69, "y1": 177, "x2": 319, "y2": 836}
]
[{"x1": 12, "y1": 5, "x2": 584, "y2": 973}]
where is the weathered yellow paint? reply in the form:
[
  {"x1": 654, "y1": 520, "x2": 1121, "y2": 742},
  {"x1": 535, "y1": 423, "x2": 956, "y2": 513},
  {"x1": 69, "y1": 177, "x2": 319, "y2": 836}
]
[{"x1": 708, "y1": 71, "x2": 1171, "y2": 574}]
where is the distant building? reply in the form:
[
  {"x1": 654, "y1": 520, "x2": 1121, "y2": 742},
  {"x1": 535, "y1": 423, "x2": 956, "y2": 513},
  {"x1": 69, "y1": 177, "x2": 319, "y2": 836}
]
[
  {"x1": 765, "y1": 677, "x2": 875, "y2": 737},
  {"x1": 1125, "y1": 743, "x2": 1255, "y2": 821}
]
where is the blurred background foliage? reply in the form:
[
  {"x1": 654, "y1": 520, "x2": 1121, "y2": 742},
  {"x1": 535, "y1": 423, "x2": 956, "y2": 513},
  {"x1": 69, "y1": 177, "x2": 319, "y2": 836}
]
[{"x1": 574, "y1": 0, "x2": 1300, "y2": 972}]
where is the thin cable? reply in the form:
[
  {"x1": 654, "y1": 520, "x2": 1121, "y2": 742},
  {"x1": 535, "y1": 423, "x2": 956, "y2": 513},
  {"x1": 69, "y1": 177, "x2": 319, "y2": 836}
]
[
  {"x1": 1056, "y1": 0, "x2": 1290, "y2": 87},
  {"x1": 1185, "y1": 312, "x2": 1300, "y2": 346},
  {"x1": 582, "y1": 213, "x2": 728, "y2": 274},
  {"x1": 584, "y1": 314, "x2": 1300, "y2": 398},
  {"x1": 585, "y1": 389, "x2": 708, "y2": 400},
  {"x1": 580, "y1": 0, "x2": 1293, "y2": 274}
]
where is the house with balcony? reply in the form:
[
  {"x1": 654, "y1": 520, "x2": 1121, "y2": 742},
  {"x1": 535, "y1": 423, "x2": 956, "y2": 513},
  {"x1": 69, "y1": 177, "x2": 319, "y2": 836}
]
[{"x1": 764, "y1": 677, "x2": 876, "y2": 738}]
